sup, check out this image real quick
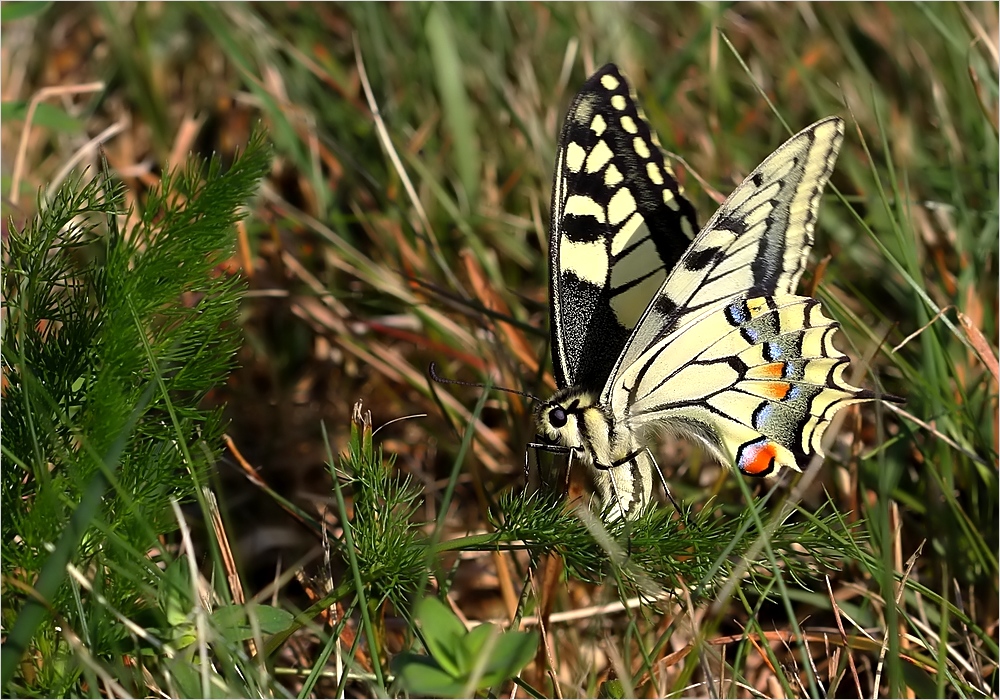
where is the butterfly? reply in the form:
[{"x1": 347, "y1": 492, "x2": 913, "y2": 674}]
[{"x1": 534, "y1": 63, "x2": 899, "y2": 521}]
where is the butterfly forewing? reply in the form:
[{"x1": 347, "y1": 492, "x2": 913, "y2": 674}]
[
  {"x1": 604, "y1": 117, "x2": 846, "y2": 390},
  {"x1": 550, "y1": 64, "x2": 698, "y2": 391}
]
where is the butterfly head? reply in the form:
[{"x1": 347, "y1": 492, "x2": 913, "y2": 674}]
[{"x1": 535, "y1": 389, "x2": 613, "y2": 467}]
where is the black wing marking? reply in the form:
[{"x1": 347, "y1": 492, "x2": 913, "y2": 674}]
[{"x1": 550, "y1": 63, "x2": 699, "y2": 391}]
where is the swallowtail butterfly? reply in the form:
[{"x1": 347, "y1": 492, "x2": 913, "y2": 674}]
[{"x1": 536, "y1": 63, "x2": 898, "y2": 520}]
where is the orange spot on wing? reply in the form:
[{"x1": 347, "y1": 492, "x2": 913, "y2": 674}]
[
  {"x1": 762, "y1": 381, "x2": 792, "y2": 400},
  {"x1": 758, "y1": 362, "x2": 784, "y2": 379},
  {"x1": 740, "y1": 441, "x2": 778, "y2": 476}
]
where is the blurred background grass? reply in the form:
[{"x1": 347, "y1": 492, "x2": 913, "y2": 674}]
[{"x1": 2, "y1": 2, "x2": 997, "y2": 697}]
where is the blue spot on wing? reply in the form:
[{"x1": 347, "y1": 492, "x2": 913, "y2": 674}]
[
  {"x1": 765, "y1": 341, "x2": 784, "y2": 361},
  {"x1": 752, "y1": 402, "x2": 773, "y2": 430},
  {"x1": 725, "y1": 301, "x2": 749, "y2": 326}
]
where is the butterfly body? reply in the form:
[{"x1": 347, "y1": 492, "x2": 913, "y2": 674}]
[
  {"x1": 537, "y1": 387, "x2": 654, "y2": 521},
  {"x1": 541, "y1": 64, "x2": 898, "y2": 520}
]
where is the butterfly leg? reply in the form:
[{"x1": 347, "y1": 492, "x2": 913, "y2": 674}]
[
  {"x1": 641, "y1": 447, "x2": 679, "y2": 513},
  {"x1": 523, "y1": 442, "x2": 537, "y2": 490},
  {"x1": 643, "y1": 447, "x2": 693, "y2": 529},
  {"x1": 564, "y1": 447, "x2": 576, "y2": 504}
]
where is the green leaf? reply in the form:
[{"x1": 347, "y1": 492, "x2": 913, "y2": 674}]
[
  {"x1": 900, "y1": 664, "x2": 940, "y2": 699},
  {"x1": 165, "y1": 653, "x2": 236, "y2": 699},
  {"x1": 415, "y1": 596, "x2": 468, "y2": 677},
  {"x1": 479, "y1": 629, "x2": 537, "y2": 682},
  {"x1": 211, "y1": 604, "x2": 295, "y2": 643},
  {"x1": 599, "y1": 679, "x2": 627, "y2": 699},
  {"x1": 397, "y1": 601, "x2": 537, "y2": 695},
  {"x1": 461, "y1": 620, "x2": 500, "y2": 668},
  {"x1": 392, "y1": 652, "x2": 468, "y2": 698},
  {"x1": 158, "y1": 558, "x2": 195, "y2": 627},
  {"x1": 425, "y1": 3, "x2": 480, "y2": 205},
  {"x1": 458, "y1": 622, "x2": 501, "y2": 685},
  {"x1": 460, "y1": 622, "x2": 538, "y2": 682},
  {"x1": 1, "y1": 101, "x2": 84, "y2": 133}
]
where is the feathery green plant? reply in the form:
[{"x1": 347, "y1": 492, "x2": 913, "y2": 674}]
[{"x1": 1, "y1": 131, "x2": 271, "y2": 694}]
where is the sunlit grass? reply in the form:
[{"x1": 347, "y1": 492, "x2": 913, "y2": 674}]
[{"x1": 1, "y1": 2, "x2": 996, "y2": 697}]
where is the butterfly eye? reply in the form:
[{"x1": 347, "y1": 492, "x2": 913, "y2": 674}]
[{"x1": 549, "y1": 406, "x2": 568, "y2": 428}]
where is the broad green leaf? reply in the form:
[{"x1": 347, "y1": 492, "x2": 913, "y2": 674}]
[
  {"x1": 461, "y1": 620, "x2": 500, "y2": 668},
  {"x1": 392, "y1": 653, "x2": 467, "y2": 698},
  {"x1": 211, "y1": 604, "x2": 295, "y2": 643},
  {"x1": 461, "y1": 623, "x2": 537, "y2": 690},
  {"x1": 482, "y1": 628, "x2": 538, "y2": 679},
  {"x1": 158, "y1": 558, "x2": 195, "y2": 627},
  {"x1": 166, "y1": 654, "x2": 236, "y2": 698},
  {"x1": 415, "y1": 596, "x2": 467, "y2": 677}
]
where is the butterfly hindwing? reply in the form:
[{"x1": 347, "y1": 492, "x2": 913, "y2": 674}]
[
  {"x1": 614, "y1": 294, "x2": 873, "y2": 476},
  {"x1": 550, "y1": 64, "x2": 699, "y2": 391},
  {"x1": 599, "y1": 116, "x2": 885, "y2": 481}
]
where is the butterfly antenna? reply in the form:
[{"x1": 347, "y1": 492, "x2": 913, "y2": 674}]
[{"x1": 428, "y1": 362, "x2": 546, "y2": 405}]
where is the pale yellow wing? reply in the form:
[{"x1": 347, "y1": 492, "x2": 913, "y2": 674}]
[
  {"x1": 604, "y1": 118, "x2": 897, "y2": 477},
  {"x1": 616, "y1": 294, "x2": 880, "y2": 475}
]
